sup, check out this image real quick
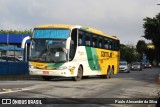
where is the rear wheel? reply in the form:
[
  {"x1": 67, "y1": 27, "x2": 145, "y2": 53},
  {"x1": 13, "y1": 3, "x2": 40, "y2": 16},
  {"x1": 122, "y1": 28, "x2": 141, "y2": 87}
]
[
  {"x1": 107, "y1": 68, "x2": 113, "y2": 79},
  {"x1": 101, "y1": 68, "x2": 113, "y2": 79},
  {"x1": 72, "y1": 66, "x2": 83, "y2": 81},
  {"x1": 42, "y1": 76, "x2": 53, "y2": 81}
]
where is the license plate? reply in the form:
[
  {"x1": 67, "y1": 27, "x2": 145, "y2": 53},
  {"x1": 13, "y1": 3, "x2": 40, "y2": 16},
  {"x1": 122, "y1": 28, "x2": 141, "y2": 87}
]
[{"x1": 43, "y1": 71, "x2": 49, "y2": 74}]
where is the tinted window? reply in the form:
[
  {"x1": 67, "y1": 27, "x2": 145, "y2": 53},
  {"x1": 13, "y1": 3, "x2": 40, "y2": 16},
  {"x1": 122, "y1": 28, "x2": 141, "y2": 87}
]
[
  {"x1": 85, "y1": 33, "x2": 91, "y2": 46},
  {"x1": 78, "y1": 31, "x2": 84, "y2": 46}
]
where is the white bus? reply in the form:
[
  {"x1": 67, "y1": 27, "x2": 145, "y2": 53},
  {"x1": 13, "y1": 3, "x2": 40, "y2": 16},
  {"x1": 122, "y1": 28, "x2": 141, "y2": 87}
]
[{"x1": 27, "y1": 24, "x2": 120, "y2": 81}]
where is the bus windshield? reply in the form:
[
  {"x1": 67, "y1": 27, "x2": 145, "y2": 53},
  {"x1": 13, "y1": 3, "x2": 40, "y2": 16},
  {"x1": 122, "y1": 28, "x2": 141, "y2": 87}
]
[{"x1": 30, "y1": 39, "x2": 67, "y2": 62}]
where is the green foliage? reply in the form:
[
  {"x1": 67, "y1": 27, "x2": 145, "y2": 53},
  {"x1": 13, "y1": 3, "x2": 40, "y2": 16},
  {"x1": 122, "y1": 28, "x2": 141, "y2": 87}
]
[
  {"x1": 120, "y1": 44, "x2": 138, "y2": 63},
  {"x1": 146, "y1": 48, "x2": 155, "y2": 63},
  {"x1": 136, "y1": 40, "x2": 147, "y2": 54},
  {"x1": 136, "y1": 40, "x2": 155, "y2": 63},
  {"x1": 143, "y1": 13, "x2": 160, "y2": 63},
  {"x1": 136, "y1": 40, "x2": 147, "y2": 61},
  {"x1": 0, "y1": 29, "x2": 32, "y2": 34},
  {"x1": 143, "y1": 13, "x2": 160, "y2": 47}
]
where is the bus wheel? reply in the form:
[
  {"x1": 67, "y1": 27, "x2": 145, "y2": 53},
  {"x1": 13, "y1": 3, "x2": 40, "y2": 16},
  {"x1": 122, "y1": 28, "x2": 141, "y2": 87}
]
[
  {"x1": 106, "y1": 68, "x2": 113, "y2": 79},
  {"x1": 42, "y1": 76, "x2": 52, "y2": 81},
  {"x1": 72, "y1": 66, "x2": 83, "y2": 81}
]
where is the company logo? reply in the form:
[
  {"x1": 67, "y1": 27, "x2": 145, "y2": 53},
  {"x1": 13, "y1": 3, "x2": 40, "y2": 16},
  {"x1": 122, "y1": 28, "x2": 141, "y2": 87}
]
[
  {"x1": 1, "y1": 99, "x2": 42, "y2": 105},
  {"x1": 2, "y1": 99, "x2": 11, "y2": 104},
  {"x1": 101, "y1": 51, "x2": 113, "y2": 58}
]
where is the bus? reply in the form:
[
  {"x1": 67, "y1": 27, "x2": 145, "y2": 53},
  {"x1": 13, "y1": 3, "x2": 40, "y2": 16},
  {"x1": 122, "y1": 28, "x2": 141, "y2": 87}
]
[{"x1": 27, "y1": 24, "x2": 120, "y2": 81}]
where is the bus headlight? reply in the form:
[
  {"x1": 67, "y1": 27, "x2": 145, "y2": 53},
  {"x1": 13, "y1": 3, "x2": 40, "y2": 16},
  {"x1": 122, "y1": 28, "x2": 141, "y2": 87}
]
[
  {"x1": 57, "y1": 66, "x2": 67, "y2": 70},
  {"x1": 29, "y1": 65, "x2": 36, "y2": 69}
]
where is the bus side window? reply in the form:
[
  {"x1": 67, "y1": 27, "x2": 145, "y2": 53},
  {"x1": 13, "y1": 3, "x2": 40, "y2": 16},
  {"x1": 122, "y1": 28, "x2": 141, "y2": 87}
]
[
  {"x1": 99, "y1": 43, "x2": 102, "y2": 48},
  {"x1": 98, "y1": 36, "x2": 103, "y2": 48},
  {"x1": 109, "y1": 40, "x2": 113, "y2": 50},
  {"x1": 85, "y1": 33, "x2": 91, "y2": 47},
  {"x1": 92, "y1": 35, "x2": 97, "y2": 48},
  {"x1": 112, "y1": 40, "x2": 116, "y2": 51},
  {"x1": 108, "y1": 40, "x2": 111, "y2": 50},
  {"x1": 116, "y1": 40, "x2": 120, "y2": 51},
  {"x1": 85, "y1": 41, "x2": 90, "y2": 46},
  {"x1": 93, "y1": 42, "x2": 95, "y2": 47},
  {"x1": 78, "y1": 31, "x2": 84, "y2": 46},
  {"x1": 78, "y1": 39, "x2": 82, "y2": 45},
  {"x1": 104, "y1": 38, "x2": 108, "y2": 49}
]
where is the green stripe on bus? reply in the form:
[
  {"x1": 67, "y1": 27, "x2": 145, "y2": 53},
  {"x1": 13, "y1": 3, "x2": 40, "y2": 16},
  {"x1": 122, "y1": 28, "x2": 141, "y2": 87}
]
[
  {"x1": 48, "y1": 63, "x2": 64, "y2": 68},
  {"x1": 85, "y1": 47, "x2": 100, "y2": 70}
]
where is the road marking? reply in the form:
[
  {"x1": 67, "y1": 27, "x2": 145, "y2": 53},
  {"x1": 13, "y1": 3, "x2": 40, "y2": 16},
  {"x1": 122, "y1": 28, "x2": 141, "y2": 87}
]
[
  {"x1": 0, "y1": 84, "x2": 52, "y2": 95},
  {"x1": 0, "y1": 88, "x2": 34, "y2": 95}
]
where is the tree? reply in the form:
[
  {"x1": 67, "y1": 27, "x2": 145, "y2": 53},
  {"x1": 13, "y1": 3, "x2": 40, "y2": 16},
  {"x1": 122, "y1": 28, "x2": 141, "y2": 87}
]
[
  {"x1": 0, "y1": 29, "x2": 32, "y2": 34},
  {"x1": 136, "y1": 40, "x2": 147, "y2": 54},
  {"x1": 120, "y1": 44, "x2": 137, "y2": 63},
  {"x1": 146, "y1": 48, "x2": 155, "y2": 63},
  {"x1": 143, "y1": 13, "x2": 160, "y2": 64},
  {"x1": 136, "y1": 40, "x2": 147, "y2": 61}
]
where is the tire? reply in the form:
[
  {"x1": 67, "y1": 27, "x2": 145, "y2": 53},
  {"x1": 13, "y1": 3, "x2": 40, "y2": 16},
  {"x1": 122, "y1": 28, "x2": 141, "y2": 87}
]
[
  {"x1": 101, "y1": 68, "x2": 113, "y2": 79},
  {"x1": 42, "y1": 76, "x2": 53, "y2": 81},
  {"x1": 72, "y1": 66, "x2": 83, "y2": 81},
  {"x1": 107, "y1": 68, "x2": 113, "y2": 79}
]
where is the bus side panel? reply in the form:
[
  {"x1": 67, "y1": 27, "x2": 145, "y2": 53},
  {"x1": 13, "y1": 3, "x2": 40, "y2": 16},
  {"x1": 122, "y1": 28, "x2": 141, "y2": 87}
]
[
  {"x1": 85, "y1": 47, "x2": 101, "y2": 70},
  {"x1": 74, "y1": 46, "x2": 101, "y2": 76},
  {"x1": 96, "y1": 49, "x2": 120, "y2": 75},
  {"x1": 85, "y1": 47, "x2": 120, "y2": 75}
]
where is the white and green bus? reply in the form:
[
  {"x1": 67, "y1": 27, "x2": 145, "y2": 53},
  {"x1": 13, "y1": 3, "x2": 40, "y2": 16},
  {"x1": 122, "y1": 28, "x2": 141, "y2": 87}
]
[{"x1": 27, "y1": 24, "x2": 120, "y2": 81}]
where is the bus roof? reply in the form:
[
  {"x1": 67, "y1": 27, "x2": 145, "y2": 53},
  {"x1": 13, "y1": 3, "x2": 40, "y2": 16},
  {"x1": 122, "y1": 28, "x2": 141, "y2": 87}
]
[{"x1": 35, "y1": 24, "x2": 119, "y2": 40}]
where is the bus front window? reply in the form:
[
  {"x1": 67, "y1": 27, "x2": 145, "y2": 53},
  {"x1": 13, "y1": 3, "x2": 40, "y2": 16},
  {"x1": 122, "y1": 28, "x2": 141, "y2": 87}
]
[{"x1": 30, "y1": 39, "x2": 67, "y2": 62}]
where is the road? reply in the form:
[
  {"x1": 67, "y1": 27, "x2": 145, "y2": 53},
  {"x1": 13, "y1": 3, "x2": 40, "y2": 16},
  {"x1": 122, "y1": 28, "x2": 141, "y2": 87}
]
[{"x1": 0, "y1": 68, "x2": 160, "y2": 107}]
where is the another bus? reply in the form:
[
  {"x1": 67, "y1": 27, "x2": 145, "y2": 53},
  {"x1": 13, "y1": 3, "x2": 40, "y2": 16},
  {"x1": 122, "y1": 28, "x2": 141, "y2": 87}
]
[{"x1": 28, "y1": 24, "x2": 120, "y2": 81}]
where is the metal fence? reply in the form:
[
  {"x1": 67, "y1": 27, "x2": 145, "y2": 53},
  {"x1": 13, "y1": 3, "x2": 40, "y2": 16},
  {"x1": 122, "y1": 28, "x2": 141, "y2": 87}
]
[{"x1": 0, "y1": 62, "x2": 29, "y2": 75}]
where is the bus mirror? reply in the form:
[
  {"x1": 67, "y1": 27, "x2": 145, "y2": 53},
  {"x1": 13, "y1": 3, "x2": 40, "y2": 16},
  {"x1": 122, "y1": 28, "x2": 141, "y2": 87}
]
[
  {"x1": 21, "y1": 36, "x2": 31, "y2": 49},
  {"x1": 66, "y1": 37, "x2": 71, "y2": 50}
]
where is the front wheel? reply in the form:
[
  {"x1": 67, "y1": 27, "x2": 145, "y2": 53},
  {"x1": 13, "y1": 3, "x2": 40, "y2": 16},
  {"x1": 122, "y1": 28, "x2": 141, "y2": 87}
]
[{"x1": 72, "y1": 66, "x2": 83, "y2": 81}]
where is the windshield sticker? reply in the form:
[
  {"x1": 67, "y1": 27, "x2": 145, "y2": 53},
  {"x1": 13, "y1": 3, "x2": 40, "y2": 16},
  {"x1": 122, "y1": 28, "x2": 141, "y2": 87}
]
[{"x1": 55, "y1": 52, "x2": 60, "y2": 57}]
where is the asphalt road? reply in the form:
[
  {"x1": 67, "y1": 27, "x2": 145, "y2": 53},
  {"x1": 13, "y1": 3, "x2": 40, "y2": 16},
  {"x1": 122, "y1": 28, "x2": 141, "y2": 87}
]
[{"x1": 0, "y1": 68, "x2": 160, "y2": 107}]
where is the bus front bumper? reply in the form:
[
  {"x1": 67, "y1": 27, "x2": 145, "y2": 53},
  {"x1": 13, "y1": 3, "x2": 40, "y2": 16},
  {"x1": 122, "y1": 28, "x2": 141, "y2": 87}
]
[{"x1": 29, "y1": 68, "x2": 75, "y2": 77}]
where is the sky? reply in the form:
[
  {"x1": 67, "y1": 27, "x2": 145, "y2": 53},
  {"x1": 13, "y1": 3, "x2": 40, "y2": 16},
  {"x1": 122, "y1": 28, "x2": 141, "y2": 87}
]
[{"x1": 0, "y1": 0, "x2": 160, "y2": 45}]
